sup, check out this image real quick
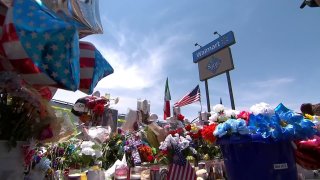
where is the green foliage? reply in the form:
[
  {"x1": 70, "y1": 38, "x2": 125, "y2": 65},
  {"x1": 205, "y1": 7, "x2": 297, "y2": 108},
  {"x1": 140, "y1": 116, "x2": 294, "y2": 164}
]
[{"x1": 101, "y1": 134, "x2": 125, "y2": 169}]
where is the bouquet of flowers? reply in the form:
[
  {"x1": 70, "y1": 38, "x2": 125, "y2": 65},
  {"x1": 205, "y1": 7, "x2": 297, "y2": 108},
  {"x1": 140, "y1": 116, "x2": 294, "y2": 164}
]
[
  {"x1": 101, "y1": 133, "x2": 125, "y2": 170},
  {"x1": 185, "y1": 123, "x2": 221, "y2": 161},
  {"x1": 71, "y1": 94, "x2": 109, "y2": 126},
  {"x1": 212, "y1": 103, "x2": 317, "y2": 141},
  {"x1": 158, "y1": 134, "x2": 197, "y2": 164},
  {"x1": 0, "y1": 72, "x2": 62, "y2": 147}
]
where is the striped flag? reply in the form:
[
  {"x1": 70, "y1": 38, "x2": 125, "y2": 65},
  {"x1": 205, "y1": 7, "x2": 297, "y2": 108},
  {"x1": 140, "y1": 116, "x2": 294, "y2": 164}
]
[
  {"x1": 0, "y1": 0, "x2": 80, "y2": 91},
  {"x1": 79, "y1": 41, "x2": 114, "y2": 94},
  {"x1": 174, "y1": 85, "x2": 200, "y2": 107},
  {"x1": 167, "y1": 145, "x2": 196, "y2": 180},
  {"x1": 31, "y1": 41, "x2": 114, "y2": 99},
  {"x1": 163, "y1": 77, "x2": 171, "y2": 119}
]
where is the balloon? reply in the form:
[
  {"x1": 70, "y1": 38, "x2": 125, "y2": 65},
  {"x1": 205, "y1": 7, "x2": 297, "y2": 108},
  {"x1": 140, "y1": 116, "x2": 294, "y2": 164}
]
[
  {"x1": 0, "y1": 0, "x2": 80, "y2": 91},
  {"x1": 40, "y1": 0, "x2": 103, "y2": 38},
  {"x1": 79, "y1": 41, "x2": 114, "y2": 94}
]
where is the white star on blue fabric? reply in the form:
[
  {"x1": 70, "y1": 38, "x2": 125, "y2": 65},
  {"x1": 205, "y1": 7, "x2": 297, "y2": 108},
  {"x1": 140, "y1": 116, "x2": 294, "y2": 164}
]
[{"x1": 13, "y1": 0, "x2": 80, "y2": 91}]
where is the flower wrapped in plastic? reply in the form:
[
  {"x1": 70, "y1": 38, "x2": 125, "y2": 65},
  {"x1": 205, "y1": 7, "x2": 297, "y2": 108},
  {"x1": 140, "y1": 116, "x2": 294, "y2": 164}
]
[
  {"x1": 210, "y1": 104, "x2": 239, "y2": 123},
  {"x1": 248, "y1": 103, "x2": 317, "y2": 141},
  {"x1": 0, "y1": 72, "x2": 62, "y2": 147},
  {"x1": 158, "y1": 134, "x2": 197, "y2": 164},
  {"x1": 213, "y1": 119, "x2": 250, "y2": 138}
]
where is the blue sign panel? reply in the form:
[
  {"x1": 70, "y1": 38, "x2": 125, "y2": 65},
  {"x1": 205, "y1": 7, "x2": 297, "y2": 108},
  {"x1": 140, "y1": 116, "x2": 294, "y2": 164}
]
[{"x1": 193, "y1": 31, "x2": 235, "y2": 63}]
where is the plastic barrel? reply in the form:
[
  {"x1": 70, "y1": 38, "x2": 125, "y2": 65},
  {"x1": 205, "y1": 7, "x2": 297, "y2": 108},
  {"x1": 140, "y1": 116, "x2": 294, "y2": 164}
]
[{"x1": 217, "y1": 135, "x2": 298, "y2": 180}]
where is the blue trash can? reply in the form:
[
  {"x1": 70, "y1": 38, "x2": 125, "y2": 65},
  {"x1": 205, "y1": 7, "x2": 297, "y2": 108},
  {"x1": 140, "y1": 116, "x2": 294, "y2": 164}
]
[{"x1": 217, "y1": 135, "x2": 298, "y2": 180}]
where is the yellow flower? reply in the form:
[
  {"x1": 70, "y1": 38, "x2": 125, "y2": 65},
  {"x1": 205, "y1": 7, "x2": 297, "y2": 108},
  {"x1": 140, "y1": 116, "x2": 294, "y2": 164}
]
[
  {"x1": 305, "y1": 114, "x2": 314, "y2": 120},
  {"x1": 190, "y1": 124, "x2": 199, "y2": 133}
]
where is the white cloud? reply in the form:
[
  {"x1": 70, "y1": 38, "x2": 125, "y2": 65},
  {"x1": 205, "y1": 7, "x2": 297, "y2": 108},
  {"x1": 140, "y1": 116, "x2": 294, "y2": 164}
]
[{"x1": 251, "y1": 78, "x2": 295, "y2": 88}]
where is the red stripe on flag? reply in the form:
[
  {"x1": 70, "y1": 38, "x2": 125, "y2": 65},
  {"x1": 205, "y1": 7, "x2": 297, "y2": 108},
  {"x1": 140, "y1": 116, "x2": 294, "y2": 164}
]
[
  {"x1": 1, "y1": 23, "x2": 19, "y2": 42},
  {"x1": 10, "y1": 58, "x2": 41, "y2": 73},
  {"x1": 80, "y1": 78, "x2": 92, "y2": 89},
  {"x1": 168, "y1": 162, "x2": 196, "y2": 180},
  {"x1": 80, "y1": 57, "x2": 95, "y2": 67},
  {"x1": 79, "y1": 42, "x2": 96, "y2": 51}
]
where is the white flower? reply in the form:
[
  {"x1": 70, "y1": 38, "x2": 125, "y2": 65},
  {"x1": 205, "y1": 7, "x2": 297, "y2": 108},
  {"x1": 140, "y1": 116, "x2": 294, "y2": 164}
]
[
  {"x1": 178, "y1": 136, "x2": 190, "y2": 150},
  {"x1": 95, "y1": 150, "x2": 103, "y2": 158},
  {"x1": 81, "y1": 147, "x2": 95, "y2": 156},
  {"x1": 225, "y1": 109, "x2": 239, "y2": 118},
  {"x1": 250, "y1": 102, "x2": 274, "y2": 116},
  {"x1": 209, "y1": 112, "x2": 219, "y2": 122},
  {"x1": 159, "y1": 134, "x2": 174, "y2": 150},
  {"x1": 213, "y1": 104, "x2": 225, "y2": 113},
  {"x1": 81, "y1": 141, "x2": 95, "y2": 149}
]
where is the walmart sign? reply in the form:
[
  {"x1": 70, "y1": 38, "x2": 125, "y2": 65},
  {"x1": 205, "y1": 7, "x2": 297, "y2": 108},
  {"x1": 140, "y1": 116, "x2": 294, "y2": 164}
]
[{"x1": 193, "y1": 31, "x2": 235, "y2": 63}]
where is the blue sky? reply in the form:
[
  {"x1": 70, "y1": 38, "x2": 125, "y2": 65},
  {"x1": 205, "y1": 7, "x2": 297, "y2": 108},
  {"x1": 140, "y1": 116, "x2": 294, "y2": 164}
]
[{"x1": 53, "y1": 0, "x2": 320, "y2": 120}]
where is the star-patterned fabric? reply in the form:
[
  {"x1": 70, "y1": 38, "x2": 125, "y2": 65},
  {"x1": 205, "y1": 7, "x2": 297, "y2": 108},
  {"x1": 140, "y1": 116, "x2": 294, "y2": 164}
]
[{"x1": 0, "y1": 0, "x2": 80, "y2": 91}]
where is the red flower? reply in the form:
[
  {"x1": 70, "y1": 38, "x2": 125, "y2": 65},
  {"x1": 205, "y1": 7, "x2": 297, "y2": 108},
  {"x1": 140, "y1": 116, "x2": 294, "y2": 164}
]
[
  {"x1": 190, "y1": 132, "x2": 199, "y2": 139},
  {"x1": 201, "y1": 123, "x2": 218, "y2": 143},
  {"x1": 237, "y1": 111, "x2": 250, "y2": 124},
  {"x1": 185, "y1": 124, "x2": 191, "y2": 131},
  {"x1": 147, "y1": 155, "x2": 154, "y2": 162},
  {"x1": 93, "y1": 103, "x2": 105, "y2": 115},
  {"x1": 177, "y1": 128, "x2": 184, "y2": 134},
  {"x1": 177, "y1": 114, "x2": 185, "y2": 121},
  {"x1": 169, "y1": 130, "x2": 177, "y2": 135}
]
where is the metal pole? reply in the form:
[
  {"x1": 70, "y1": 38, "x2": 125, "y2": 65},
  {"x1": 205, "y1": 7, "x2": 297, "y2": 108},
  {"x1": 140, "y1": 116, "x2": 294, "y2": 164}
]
[
  {"x1": 226, "y1": 71, "x2": 235, "y2": 110},
  {"x1": 204, "y1": 79, "x2": 211, "y2": 112}
]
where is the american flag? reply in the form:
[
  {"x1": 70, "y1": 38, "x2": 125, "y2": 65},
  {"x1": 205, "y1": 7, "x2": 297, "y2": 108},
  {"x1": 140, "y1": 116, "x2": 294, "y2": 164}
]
[
  {"x1": 0, "y1": 0, "x2": 80, "y2": 91},
  {"x1": 79, "y1": 41, "x2": 114, "y2": 94},
  {"x1": 167, "y1": 145, "x2": 196, "y2": 180},
  {"x1": 174, "y1": 85, "x2": 200, "y2": 107}
]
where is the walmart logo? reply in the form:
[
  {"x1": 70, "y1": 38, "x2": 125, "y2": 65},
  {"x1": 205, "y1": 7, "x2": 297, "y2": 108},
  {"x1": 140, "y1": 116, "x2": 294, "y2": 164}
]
[{"x1": 207, "y1": 57, "x2": 221, "y2": 74}]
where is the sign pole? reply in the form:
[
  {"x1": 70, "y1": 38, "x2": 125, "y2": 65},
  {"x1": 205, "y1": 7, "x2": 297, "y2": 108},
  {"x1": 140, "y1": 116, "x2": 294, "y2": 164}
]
[
  {"x1": 226, "y1": 71, "x2": 235, "y2": 110},
  {"x1": 204, "y1": 79, "x2": 211, "y2": 112}
]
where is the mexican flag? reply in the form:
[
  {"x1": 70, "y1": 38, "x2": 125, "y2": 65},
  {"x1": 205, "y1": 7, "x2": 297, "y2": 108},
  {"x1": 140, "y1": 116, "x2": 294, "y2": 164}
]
[{"x1": 164, "y1": 77, "x2": 171, "y2": 120}]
